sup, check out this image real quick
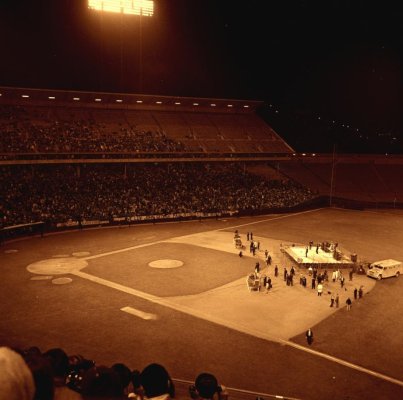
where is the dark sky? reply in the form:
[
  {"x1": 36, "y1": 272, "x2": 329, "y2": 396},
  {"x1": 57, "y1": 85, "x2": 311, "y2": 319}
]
[{"x1": 1, "y1": 0, "x2": 403, "y2": 153}]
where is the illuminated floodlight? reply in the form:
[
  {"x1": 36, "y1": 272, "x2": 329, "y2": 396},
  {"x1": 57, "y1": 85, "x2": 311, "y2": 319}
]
[
  {"x1": 136, "y1": 100, "x2": 143, "y2": 103},
  {"x1": 73, "y1": 97, "x2": 80, "y2": 101},
  {"x1": 115, "y1": 99, "x2": 123, "y2": 102},
  {"x1": 193, "y1": 103, "x2": 199, "y2": 106},
  {"x1": 48, "y1": 96, "x2": 56, "y2": 100},
  {"x1": 174, "y1": 102, "x2": 181, "y2": 105},
  {"x1": 155, "y1": 101, "x2": 162, "y2": 104},
  {"x1": 21, "y1": 95, "x2": 29, "y2": 98},
  {"x1": 243, "y1": 105, "x2": 249, "y2": 108},
  {"x1": 95, "y1": 98, "x2": 102, "y2": 102},
  {"x1": 210, "y1": 103, "x2": 216, "y2": 107},
  {"x1": 88, "y1": 0, "x2": 154, "y2": 16},
  {"x1": 227, "y1": 104, "x2": 233, "y2": 108}
]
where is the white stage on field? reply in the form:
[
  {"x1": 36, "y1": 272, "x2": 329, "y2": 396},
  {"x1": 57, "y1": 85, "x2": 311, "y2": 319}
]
[{"x1": 282, "y1": 244, "x2": 354, "y2": 267}]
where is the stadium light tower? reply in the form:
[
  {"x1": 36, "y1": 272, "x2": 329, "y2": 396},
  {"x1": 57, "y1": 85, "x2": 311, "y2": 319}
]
[
  {"x1": 88, "y1": 0, "x2": 154, "y2": 16},
  {"x1": 88, "y1": 0, "x2": 154, "y2": 92}
]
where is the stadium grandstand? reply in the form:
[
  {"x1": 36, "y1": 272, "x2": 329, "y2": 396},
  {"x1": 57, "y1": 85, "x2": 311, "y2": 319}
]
[
  {"x1": 0, "y1": 86, "x2": 309, "y2": 235},
  {"x1": 1, "y1": 86, "x2": 403, "y2": 237}
]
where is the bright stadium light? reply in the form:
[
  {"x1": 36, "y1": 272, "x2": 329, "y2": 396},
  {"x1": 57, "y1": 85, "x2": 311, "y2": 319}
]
[{"x1": 88, "y1": 0, "x2": 154, "y2": 16}]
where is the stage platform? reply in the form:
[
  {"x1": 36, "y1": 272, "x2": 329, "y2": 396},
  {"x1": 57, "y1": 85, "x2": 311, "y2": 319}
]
[{"x1": 282, "y1": 243, "x2": 355, "y2": 269}]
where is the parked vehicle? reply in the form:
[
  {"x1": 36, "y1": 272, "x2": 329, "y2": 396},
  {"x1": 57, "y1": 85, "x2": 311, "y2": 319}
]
[{"x1": 367, "y1": 259, "x2": 401, "y2": 280}]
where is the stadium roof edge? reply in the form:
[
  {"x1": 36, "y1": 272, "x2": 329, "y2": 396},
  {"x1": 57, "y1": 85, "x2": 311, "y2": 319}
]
[{"x1": 0, "y1": 86, "x2": 263, "y2": 113}]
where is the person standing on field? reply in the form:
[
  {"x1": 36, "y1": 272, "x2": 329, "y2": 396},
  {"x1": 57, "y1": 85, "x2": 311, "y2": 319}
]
[
  {"x1": 346, "y1": 297, "x2": 352, "y2": 310},
  {"x1": 306, "y1": 328, "x2": 313, "y2": 345},
  {"x1": 317, "y1": 282, "x2": 323, "y2": 296}
]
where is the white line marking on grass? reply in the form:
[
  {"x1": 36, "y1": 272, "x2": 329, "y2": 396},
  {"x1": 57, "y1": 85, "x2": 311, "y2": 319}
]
[
  {"x1": 121, "y1": 306, "x2": 157, "y2": 320},
  {"x1": 217, "y1": 208, "x2": 325, "y2": 231},
  {"x1": 71, "y1": 269, "x2": 403, "y2": 388},
  {"x1": 279, "y1": 340, "x2": 403, "y2": 387},
  {"x1": 81, "y1": 209, "x2": 325, "y2": 262},
  {"x1": 72, "y1": 270, "x2": 163, "y2": 302},
  {"x1": 82, "y1": 241, "x2": 163, "y2": 260}
]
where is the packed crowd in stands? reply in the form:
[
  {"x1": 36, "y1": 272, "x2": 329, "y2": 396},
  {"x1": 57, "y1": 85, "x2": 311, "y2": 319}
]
[
  {"x1": 0, "y1": 345, "x2": 227, "y2": 400},
  {"x1": 0, "y1": 163, "x2": 315, "y2": 227},
  {"x1": 0, "y1": 104, "x2": 315, "y2": 229},
  {"x1": 0, "y1": 105, "x2": 187, "y2": 153}
]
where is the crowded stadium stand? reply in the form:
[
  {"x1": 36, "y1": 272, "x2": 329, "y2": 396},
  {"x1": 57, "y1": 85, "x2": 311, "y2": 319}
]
[
  {"x1": 0, "y1": 87, "x2": 293, "y2": 156},
  {"x1": 1, "y1": 86, "x2": 403, "y2": 239}
]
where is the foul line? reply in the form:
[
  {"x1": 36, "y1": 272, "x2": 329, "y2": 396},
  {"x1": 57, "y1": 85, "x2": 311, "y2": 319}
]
[
  {"x1": 83, "y1": 241, "x2": 163, "y2": 261},
  {"x1": 81, "y1": 209, "x2": 324, "y2": 261},
  {"x1": 71, "y1": 269, "x2": 403, "y2": 388},
  {"x1": 279, "y1": 340, "x2": 403, "y2": 387},
  {"x1": 217, "y1": 208, "x2": 325, "y2": 231}
]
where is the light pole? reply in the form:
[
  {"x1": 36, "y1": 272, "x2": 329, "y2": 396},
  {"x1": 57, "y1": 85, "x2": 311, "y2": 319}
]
[
  {"x1": 138, "y1": 11, "x2": 143, "y2": 92},
  {"x1": 329, "y1": 143, "x2": 336, "y2": 207},
  {"x1": 87, "y1": 1, "x2": 154, "y2": 93}
]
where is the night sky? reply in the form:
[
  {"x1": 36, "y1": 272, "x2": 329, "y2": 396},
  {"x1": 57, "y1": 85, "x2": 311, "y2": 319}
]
[{"x1": 1, "y1": 0, "x2": 403, "y2": 153}]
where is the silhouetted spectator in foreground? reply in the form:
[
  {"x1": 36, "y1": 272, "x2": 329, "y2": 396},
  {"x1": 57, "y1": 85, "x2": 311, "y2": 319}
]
[
  {"x1": 43, "y1": 347, "x2": 83, "y2": 399},
  {"x1": 190, "y1": 372, "x2": 228, "y2": 400},
  {"x1": 111, "y1": 362, "x2": 132, "y2": 397},
  {"x1": 0, "y1": 346, "x2": 35, "y2": 400},
  {"x1": 24, "y1": 352, "x2": 55, "y2": 400},
  {"x1": 140, "y1": 363, "x2": 175, "y2": 400},
  {"x1": 128, "y1": 369, "x2": 143, "y2": 399},
  {"x1": 80, "y1": 365, "x2": 124, "y2": 398},
  {"x1": 43, "y1": 348, "x2": 69, "y2": 385}
]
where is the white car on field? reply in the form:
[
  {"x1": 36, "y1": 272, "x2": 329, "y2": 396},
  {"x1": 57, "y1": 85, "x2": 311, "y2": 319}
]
[{"x1": 367, "y1": 259, "x2": 401, "y2": 280}]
